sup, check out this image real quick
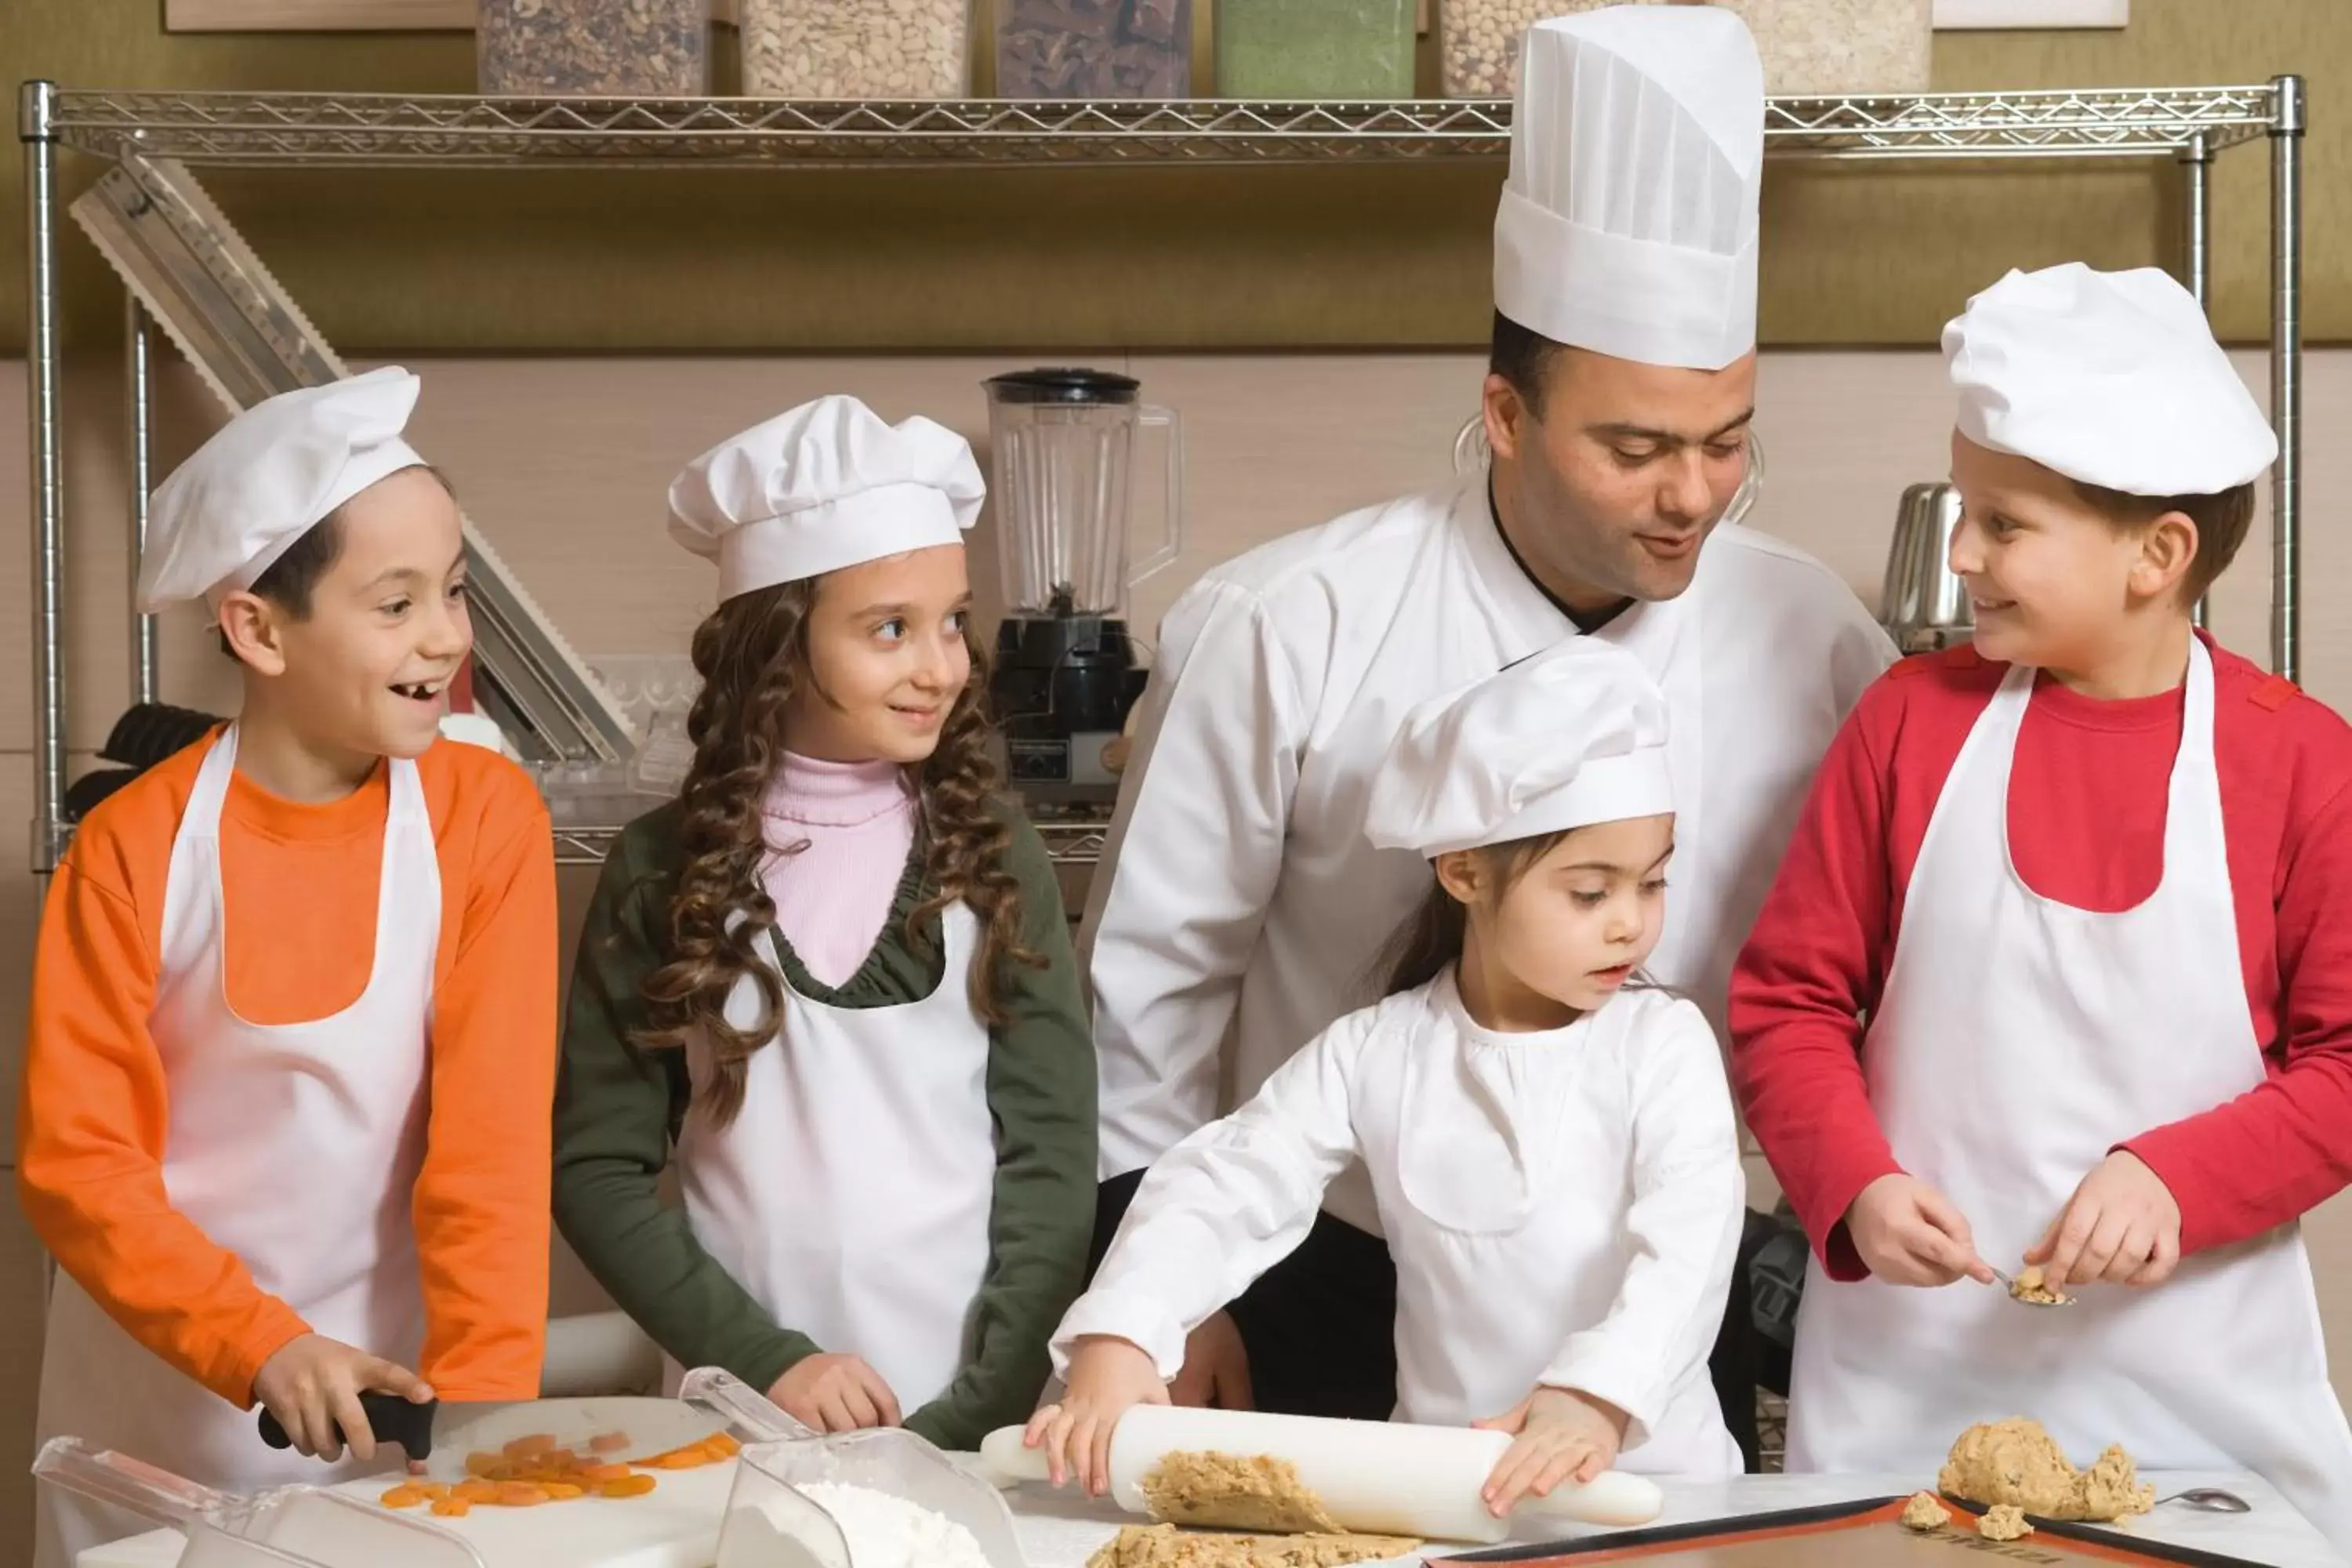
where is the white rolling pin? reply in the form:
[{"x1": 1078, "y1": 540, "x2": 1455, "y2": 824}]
[{"x1": 979, "y1": 1406, "x2": 1664, "y2": 1545}]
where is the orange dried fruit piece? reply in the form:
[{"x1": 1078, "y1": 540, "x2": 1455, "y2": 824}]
[
  {"x1": 378, "y1": 1486, "x2": 426, "y2": 1509},
  {"x1": 580, "y1": 1463, "x2": 631, "y2": 1484},
  {"x1": 412, "y1": 1482, "x2": 451, "y2": 1499},
  {"x1": 464, "y1": 1451, "x2": 505, "y2": 1478},
  {"x1": 540, "y1": 1482, "x2": 586, "y2": 1501},
  {"x1": 589, "y1": 1431, "x2": 631, "y2": 1454},
  {"x1": 599, "y1": 1473, "x2": 659, "y2": 1499},
  {"x1": 704, "y1": 1433, "x2": 742, "y2": 1457},
  {"x1": 431, "y1": 1497, "x2": 472, "y2": 1519},
  {"x1": 453, "y1": 1481, "x2": 501, "y2": 1503},
  {"x1": 503, "y1": 1434, "x2": 559, "y2": 1459},
  {"x1": 494, "y1": 1483, "x2": 550, "y2": 1507}
]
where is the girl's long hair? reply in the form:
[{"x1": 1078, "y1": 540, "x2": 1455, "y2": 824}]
[
  {"x1": 633, "y1": 578, "x2": 1040, "y2": 1125},
  {"x1": 1374, "y1": 831, "x2": 1570, "y2": 998},
  {"x1": 1373, "y1": 826, "x2": 1674, "y2": 1002}
]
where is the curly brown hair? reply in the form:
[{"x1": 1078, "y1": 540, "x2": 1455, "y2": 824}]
[{"x1": 634, "y1": 576, "x2": 1041, "y2": 1126}]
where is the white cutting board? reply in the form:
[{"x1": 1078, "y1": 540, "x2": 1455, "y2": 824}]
[{"x1": 78, "y1": 1461, "x2": 742, "y2": 1568}]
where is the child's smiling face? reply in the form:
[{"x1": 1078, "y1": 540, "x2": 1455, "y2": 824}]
[
  {"x1": 786, "y1": 543, "x2": 975, "y2": 766},
  {"x1": 1947, "y1": 432, "x2": 2190, "y2": 676},
  {"x1": 220, "y1": 466, "x2": 472, "y2": 764}
]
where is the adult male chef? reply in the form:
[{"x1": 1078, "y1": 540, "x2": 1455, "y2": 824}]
[{"x1": 1080, "y1": 5, "x2": 1895, "y2": 1441}]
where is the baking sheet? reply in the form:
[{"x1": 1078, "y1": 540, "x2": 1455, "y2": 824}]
[{"x1": 1450, "y1": 1499, "x2": 2278, "y2": 1567}]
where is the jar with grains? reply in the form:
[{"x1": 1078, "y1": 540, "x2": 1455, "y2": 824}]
[
  {"x1": 1441, "y1": 0, "x2": 1930, "y2": 99},
  {"x1": 742, "y1": 0, "x2": 974, "y2": 98},
  {"x1": 1216, "y1": 0, "x2": 1415, "y2": 99},
  {"x1": 996, "y1": 0, "x2": 1192, "y2": 99},
  {"x1": 477, "y1": 0, "x2": 710, "y2": 95}
]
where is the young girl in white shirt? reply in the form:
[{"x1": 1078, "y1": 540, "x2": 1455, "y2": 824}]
[{"x1": 1028, "y1": 637, "x2": 1746, "y2": 1519}]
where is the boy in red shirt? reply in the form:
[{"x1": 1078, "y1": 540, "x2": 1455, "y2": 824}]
[
  {"x1": 20, "y1": 370, "x2": 557, "y2": 1568},
  {"x1": 1731, "y1": 263, "x2": 2352, "y2": 1550}
]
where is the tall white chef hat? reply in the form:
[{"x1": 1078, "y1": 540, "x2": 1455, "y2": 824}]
[
  {"x1": 1366, "y1": 637, "x2": 1673, "y2": 858},
  {"x1": 138, "y1": 367, "x2": 429, "y2": 613},
  {"x1": 1945, "y1": 263, "x2": 2277, "y2": 496},
  {"x1": 669, "y1": 394, "x2": 985, "y2": 601},
  {"x1": 1493, "y1": 4, "x2": 1765, "y2": 372}
]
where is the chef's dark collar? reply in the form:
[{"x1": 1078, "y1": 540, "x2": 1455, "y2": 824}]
[{"x1": 1487, "y1": 475, "x2": 1632, "y2": 637}]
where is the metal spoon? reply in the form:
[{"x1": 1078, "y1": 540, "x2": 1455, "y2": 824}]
[
  {"x1": 1986, "y1": 1267, "x2": 2077, "y2": 1308},
  {"x1": 2157, "y1": 1489, "x2": 2252, "y2": 1514}
]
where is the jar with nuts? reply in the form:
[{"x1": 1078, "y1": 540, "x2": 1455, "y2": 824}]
[
  {"x1": 477, "y1": 0, "x2": 711, "y2": 95},
  {"x1": 995, "y1": 0, "x2": 1193, "y2": 100},
  {"x1": 742, "y1": 0, "x2": 975, "y2": 99},
  {"x1": 1440, "y1": 0, "x2": 1930, "y2": 99}
]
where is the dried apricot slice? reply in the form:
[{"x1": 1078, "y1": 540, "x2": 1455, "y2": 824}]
[
  {"x1": 704, "y1": 1433, "x2": 742, "y2": 1457},
  {"x1": 494, "y1": 1483, "x2": 550, "y2": 1507},
  {"x1": 598, "y1": 1473, "x2": 659, "y2": 1499},
  {"x1": 464, "y1": 1451, "x2": 505, "y2": 1478},
  {"x1": 430, "y1": 1497, "x2": 472, "y2": 1519},
  {"x1": 589, "y1": 1431, "x2": 632, "y2": 1454},
  {"x1": 580, "y1": 1463, "x2": 632, "y2": 1484},
  {"x1": 378, "y1": 1486, "x2": 426, "y2": 1510},
  {"x1": 540, "y1": 1482, "x2": 586, "y2": 1501},
  {"x1": 453, "y1": 1480, "x2": 501, "y2": 1504},
  {"x1": 503, "y1": 1434, "x2": 559, "y2": 1459}
]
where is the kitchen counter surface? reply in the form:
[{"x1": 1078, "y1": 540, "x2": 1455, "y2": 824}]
[{"x1": 82, "y1": 1468, "x2": 2346, "y2": 1568}]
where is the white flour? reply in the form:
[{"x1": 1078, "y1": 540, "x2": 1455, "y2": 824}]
[{"x1": 717, "y1": 1482, "x2": 992, "y2": 1568}]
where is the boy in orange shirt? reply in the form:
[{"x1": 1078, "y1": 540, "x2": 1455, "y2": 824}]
[{"x1": 20, "y1": 369, "x2": 557, "y2": 1568}]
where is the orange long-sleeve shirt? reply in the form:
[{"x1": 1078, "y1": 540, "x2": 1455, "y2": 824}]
[{"x1": 18, "y1": 732, "x2": 557, "y2": 1408}]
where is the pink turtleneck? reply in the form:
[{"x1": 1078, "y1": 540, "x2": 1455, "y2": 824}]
[{"x1": 760, "y1": 752, "x2": 919, "y2": 988}]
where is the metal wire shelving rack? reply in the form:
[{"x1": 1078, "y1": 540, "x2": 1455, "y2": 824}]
[{"x1": 20, "y1": 77, "x2": 2308, "y2": 872}]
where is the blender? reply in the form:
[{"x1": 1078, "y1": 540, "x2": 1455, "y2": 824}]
[{"x1": 982, "y1": 368, "x2": 1183, "y2": 808}]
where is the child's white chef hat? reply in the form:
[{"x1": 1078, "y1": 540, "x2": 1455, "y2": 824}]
[
  {"x1": 138, "y1": 367, "x2": 428, "y2": 612},
  {"x1": 668, "y1": 394, "x2": 985, "y2": 601},
  {"x1": 1945, "y1": 263, "x2": 2277, "y2": 496},
  {"x1": 1367, "y1": 637, "x2": 1674, "y2": 857}
]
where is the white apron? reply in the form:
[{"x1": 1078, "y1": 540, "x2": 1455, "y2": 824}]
[
  {"x1": 1373, "y1": 987, "x2": 1743, "y2": 1475},
  {"x1": 1786, "y1": 643, "x2": 2352, "y2": 1553},
  {"x1": 34, "y1": 728, "x2": 438, "y2": 1568},
  {"x1": 674, "y1": 904, "x2": 996, "y2": 1413}
]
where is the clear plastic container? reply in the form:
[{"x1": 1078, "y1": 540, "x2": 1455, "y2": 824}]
[
  {"x1": 742, "y1": 0, "x2": 975, "y2": 99},
  {"x1": 1216, "y1": 0, "x2": 1414, "y2": 99},
  {"x1": 716, "y1": 1429, "x2": 1027, "y2": 1568},
  {"x1": 1441, "y1": 0, "x2": 1929, "y2": 98},
  {"x1": 995, "y1": 0, "x2": 1192, "y2": 98},
  {"x1": 477, "y1": 0, "x2": 712, "y2": 96}
]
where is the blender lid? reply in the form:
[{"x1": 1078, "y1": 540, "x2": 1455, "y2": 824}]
[{"x1": 985, "y1": 367, "x2": 1142, "y2": 405}]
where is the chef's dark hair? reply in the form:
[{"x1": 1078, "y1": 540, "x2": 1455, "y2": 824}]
[
  {"x1": 213, "y1": 463, "x2": 456, "y2": 661},
  {"x1": 1490, "y1": 310, "x2": 1566, "y2": 418},
  {"x1": 633, "y1": 576, "x2": 1044, "y2": 1127}
]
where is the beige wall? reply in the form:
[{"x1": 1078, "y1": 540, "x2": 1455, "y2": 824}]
[{"x1": 2, "y1": 346, "x2": 2350, "y2": 1549}]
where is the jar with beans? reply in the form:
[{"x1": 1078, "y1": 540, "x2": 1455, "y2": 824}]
[{"x1": 742, "y1": 0, "x2": 975, "y2": 99}]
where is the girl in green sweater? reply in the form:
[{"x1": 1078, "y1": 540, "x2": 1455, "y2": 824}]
[{"x1": 553, "y1": 395, "x2": 1096, "y2": 1450}]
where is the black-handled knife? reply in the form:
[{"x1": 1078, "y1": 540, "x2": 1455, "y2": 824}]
[{"x1": 258, "y1": 1392, "x2": 437, "y2": 1461}]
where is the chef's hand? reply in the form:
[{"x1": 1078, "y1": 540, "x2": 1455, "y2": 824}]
[
  {"x1": 1846, "y1": 1174, "x2": 1997, "y2": 1287},
  {"x1": 1475, "y1": 1386, "x2": 1629, "y2": 1518},
  {"x1": 252, "y1": 1334, "x2": 434, "y2": 1465},
  {"x1": 1167, "y1": 1309, "x2": 1254, "y2": 1411},
  {"x1": 769, "y1": 1353, "x2": 902, "y2": 1433},
  {"x1": 2028, "y1": 1150, "x2": 2182, "y2": 1290},
  {"x1": 1024, "y1": 1335, "x2": 1169, "y2": 1497}
]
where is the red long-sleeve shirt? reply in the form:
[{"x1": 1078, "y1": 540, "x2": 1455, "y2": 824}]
[{"x1": 1731, "y1": 637, "x2": 2352, "y2": 1283}]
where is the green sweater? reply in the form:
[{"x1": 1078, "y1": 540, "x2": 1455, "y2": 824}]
[{"x1": 552, "y1": 797, "x2": 1097, "y2": 1452}]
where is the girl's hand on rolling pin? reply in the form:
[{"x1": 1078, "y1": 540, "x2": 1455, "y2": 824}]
[
  {"x1": 1024, "y1": 1336, "x2": 1169, "y2": 1497},
  {"x1": 769, "y1": 1353, "x2": 902, "y2": 1433},
  {"x1": 1475, "y1": 1386, "x2": 1630, "y2": 1518}
]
